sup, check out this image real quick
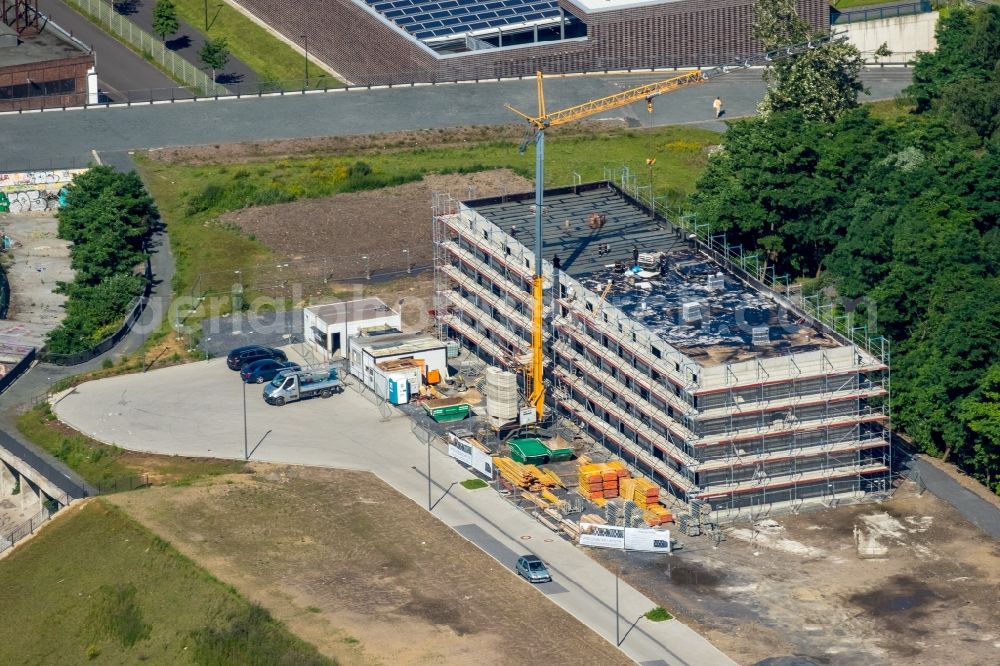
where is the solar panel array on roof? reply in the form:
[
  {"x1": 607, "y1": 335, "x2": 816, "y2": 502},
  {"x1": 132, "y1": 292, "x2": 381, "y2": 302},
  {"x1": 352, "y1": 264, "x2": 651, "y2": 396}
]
[{"x1": 367, "y1": 0, "x2": 562, "y2": 40}]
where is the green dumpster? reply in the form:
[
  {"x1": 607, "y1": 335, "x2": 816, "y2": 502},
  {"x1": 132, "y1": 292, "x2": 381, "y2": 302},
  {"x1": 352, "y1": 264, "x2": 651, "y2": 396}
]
[
  {"x1": 509, "y1": 438, "x2": 552, "y2": 465},
  {"x1": 423, "y1": 397, "x2": 471, "y2": 423}
]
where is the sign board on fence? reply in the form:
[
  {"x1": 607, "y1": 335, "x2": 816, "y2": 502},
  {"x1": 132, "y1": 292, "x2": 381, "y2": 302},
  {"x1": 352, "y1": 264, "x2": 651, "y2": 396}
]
[
  {"x1": 579, "y1": 522, "x2": 626, "y2": 549},
  {"x1": 518, "y1": 406, "x2": 536, "y2": 425},
  {"x1": 624, "y1": 527, "x2": 672, "y2": 553},
  {"x1": 447, "y1": 434, "x2": 494, "y2": 478},
  {"x1": 579, "y1": 522, "x2": 671, "y2": 553}
]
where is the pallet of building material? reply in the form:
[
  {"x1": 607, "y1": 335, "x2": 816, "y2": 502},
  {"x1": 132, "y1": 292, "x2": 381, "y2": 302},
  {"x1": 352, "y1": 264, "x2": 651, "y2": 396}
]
[
  {"x1": 619, "y1": 478, "x2": 636, "y2": 502},
  {"x1": 581, "y1": 513, "x2": 606, "y2": 525},
  {"x1": 535, "y1": 469, "x2": 563, "y2": 488},
  {"x1": 592, "y1": 496, "x2": 608, "y2": 508},
  {"x1": 561, "y1": 522, "x2": 580, "y2": 539}
]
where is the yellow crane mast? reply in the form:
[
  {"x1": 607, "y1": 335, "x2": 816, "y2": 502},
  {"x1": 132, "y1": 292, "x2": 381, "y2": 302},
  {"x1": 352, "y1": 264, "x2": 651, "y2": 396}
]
[{"x1": 507, "y1": 36, "x2": 838, "y2": 423}]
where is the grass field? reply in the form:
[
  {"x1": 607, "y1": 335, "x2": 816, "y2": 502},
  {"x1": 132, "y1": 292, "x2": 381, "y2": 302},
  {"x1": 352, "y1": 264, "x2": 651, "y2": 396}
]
[
  {"x1": 169, "y1": 0, "x2": 341, "y2": 87},
  {"x1": 0, "y1": 499, "x2": 330, "y2": 664},
  {"x1": 109, "y1": 466, "x2": 632, "y2": 665},
  {"x1": 17, "y1": 403, "x2": 245, "y2": 487},
  {"x1": 136, "y1": 124, "x2": 721, "y2": 305}
]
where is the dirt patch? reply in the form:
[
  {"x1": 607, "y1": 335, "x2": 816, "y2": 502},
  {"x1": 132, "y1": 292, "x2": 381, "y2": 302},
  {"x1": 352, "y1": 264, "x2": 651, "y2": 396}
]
[
  {"x1": 109, "y1": 466, "x2": 630, "y2": 666},
  {"x1": 142, "y1": 123, "x2": 622, "y2": 166},
  {"x1": 219, "y1": 170, "x2": 531, "y2": 280},
  {"x1": 592, "y1": 482, "x2": 1000, "y2": 666}
]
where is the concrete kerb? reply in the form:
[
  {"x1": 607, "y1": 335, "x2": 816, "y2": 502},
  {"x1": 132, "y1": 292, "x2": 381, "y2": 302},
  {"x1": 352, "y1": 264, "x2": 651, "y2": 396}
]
[{"x1": 0, "y1": 65, "x2": 915, "y2": 117}]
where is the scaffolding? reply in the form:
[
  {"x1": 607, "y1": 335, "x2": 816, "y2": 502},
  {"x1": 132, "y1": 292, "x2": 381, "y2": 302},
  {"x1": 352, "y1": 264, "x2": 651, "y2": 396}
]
[{"x1": 434, "y1": 181, "x2": 893, "y2": 520}]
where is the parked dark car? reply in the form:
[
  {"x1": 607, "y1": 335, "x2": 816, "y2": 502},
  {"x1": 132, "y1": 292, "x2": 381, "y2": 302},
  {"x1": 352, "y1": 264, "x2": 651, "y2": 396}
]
[
  {"x1": 241, "y1": 359, "x2": 301, "y2": 384},
  {"x1": 515, "y1": 554, "x2": 552, "y2": 583},
  {"x1": 226, "y1": 345, "x2": 287, "y2": 370}
]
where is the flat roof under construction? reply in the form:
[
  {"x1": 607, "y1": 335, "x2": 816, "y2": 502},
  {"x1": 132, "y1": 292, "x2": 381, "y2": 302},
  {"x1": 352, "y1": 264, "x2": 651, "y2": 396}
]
[
  {"x1": 308, "y1": 298, "x2": 397, "y2": 326},
  {"x1": 467, "y1": 183, "x2": 839, "y2": 366}
]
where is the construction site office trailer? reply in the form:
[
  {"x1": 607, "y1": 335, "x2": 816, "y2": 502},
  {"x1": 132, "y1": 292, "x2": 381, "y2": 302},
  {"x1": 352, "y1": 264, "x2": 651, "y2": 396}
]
[
  {"x1": 349, "y1": 332, "x2": 449, "y2": 396},
  {"x1": 303, "y1": 298, "x2": 401, "y2": 361}
]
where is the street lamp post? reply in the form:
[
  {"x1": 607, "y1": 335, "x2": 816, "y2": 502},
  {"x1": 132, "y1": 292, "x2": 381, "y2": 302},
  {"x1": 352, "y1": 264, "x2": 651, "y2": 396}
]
[
  {"x1": 403, "y1": 249, "x2": 411, "y2": 274},
  {"x1": 242, "y1": 380, "x2": 249, "y2": 460},
  {"x1": 615, "y1": 570, "x2": 620, "y2": 646},
  {"x1": 427, "y1": 436, "x2": 432, "y2": 510},
  {"x1": 300, "y1": 35, "x2": 309, "y2": 84}
]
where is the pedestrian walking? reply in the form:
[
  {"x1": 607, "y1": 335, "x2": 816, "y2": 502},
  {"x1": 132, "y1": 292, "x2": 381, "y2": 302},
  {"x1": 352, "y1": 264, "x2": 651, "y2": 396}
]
[{"x1": 713, "y1": 97, "x2": 723, "y2": 118}]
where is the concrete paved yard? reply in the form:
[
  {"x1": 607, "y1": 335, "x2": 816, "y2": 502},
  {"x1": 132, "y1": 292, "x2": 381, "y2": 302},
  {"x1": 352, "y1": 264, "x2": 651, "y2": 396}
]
[
  {"x1": 3, "y1": 215, "x2": 72, "y2": 331},
  {"x1": 53, "y1": 357, "x2": 735, "y2": 665}
]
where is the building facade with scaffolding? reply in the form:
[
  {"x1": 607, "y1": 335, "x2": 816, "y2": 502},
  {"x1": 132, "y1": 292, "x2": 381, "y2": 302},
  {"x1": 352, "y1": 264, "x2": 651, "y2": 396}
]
[{"x1": 433, "y1": 178, "x2": 891, "y2": 518}]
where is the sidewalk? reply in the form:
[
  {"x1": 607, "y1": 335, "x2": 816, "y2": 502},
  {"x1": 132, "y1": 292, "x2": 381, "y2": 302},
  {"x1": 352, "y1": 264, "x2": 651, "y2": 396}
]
[
  {"x1": 38, "y1": 0, "x2": 187, "y2": 100},
  {"x1": 117, "y1": 0, "x2": 257, "y2": 87}
]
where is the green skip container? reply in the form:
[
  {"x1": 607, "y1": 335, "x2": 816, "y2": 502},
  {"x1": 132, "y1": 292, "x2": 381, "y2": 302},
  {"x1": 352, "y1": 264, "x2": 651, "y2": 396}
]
[{"x1": 423, "y1": 397, "x2": 471, "y2": 423}]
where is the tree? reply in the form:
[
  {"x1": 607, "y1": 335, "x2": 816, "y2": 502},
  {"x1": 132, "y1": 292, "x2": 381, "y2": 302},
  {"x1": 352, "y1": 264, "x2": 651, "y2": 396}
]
[
  {"x1": 152, "y1": 0, "x2": 179, "y2": 43},
  {"x1": 752, "y1": 0, "x2": 867, "y2": 122},
  {"x1": 959, "y1": 363, "x2": 1000, "y2": 493},
  {"x1": 199, "y1": 38, "x2": 230, "y2": 83}
]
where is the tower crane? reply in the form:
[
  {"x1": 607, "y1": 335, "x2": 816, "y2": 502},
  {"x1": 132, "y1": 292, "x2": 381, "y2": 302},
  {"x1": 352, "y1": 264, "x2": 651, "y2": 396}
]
[{"x1": 506, "y1": 36, "x2": 840, "y2": 422}]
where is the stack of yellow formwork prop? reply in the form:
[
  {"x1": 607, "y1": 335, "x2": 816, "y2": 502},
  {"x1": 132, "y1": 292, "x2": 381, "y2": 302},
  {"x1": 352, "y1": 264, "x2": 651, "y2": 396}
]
[
  {"x1": 643, "y1": 504, "x2": 674, "y2": 526},
  {"x1": 493, "y1": 457, "x2": 563, "y2": 490},
  {"x1": 578, "y1": 461, "x2": 632, "y2": 501},
  {"x1": 631, "y1": 478, "x2": 660, "y2": 508}
]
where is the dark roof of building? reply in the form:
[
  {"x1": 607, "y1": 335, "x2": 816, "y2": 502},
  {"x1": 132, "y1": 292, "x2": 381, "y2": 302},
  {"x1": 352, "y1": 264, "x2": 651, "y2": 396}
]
[{"x1": 0, "y1": 23, "x2": 90, "y2": 68}]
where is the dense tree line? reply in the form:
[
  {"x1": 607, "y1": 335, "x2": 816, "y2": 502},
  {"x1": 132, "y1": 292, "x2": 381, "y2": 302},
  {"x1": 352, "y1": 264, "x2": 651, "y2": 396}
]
[
  {"x1": 48, "y1": 167, "x2": 157, "y2": 355},
  {"x1": 691, "y1": 5, "x2": 1000, "y2": 492}
]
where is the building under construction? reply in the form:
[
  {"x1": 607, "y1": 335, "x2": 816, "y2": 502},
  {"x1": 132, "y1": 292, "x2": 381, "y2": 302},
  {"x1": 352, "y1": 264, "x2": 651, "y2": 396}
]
[{"x1": 433, "y1": 180, "x2": 891, "y2": 517}]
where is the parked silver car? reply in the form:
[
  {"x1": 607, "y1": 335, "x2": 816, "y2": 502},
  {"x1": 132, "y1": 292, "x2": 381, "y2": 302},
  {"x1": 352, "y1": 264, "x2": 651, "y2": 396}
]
[{"x1": 515, "y1": 554, "x2": 552, "y2": 583}]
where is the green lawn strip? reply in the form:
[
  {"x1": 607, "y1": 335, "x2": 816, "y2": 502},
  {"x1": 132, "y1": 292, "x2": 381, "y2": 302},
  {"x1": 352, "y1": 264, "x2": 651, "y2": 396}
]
[
  {"x1": 644, "y1": 606, "x2": 673, "y2": 622},
  {"x1": 0, "y1": 499, "x2": 331, "y2": 664},
  {"x1": 136, "y1": 125, "x2": 718, "y2": 303},
  {"x1": 864, "y1": 98, "x2": 915, "y2": 121},
  {"x1": 16, "y1": 403, "x2": 245, "y2": 487},
  {"x1": 460, "y1": 478, "x2": 488, "y2": 489},
  {"x1": 169, "y1": 0, "x2": 342, "y2": 87},
  {"x1": 830, "y1": 0, "x2": 922, "y2": 10}
]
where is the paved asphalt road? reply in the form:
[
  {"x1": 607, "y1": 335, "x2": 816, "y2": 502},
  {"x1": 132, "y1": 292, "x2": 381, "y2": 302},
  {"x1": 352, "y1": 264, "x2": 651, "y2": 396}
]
[
  {"x1": 911, "y1": 458, "x2": 1000, "y2": 540},
  {"x1": 119, "y1": 0, "x2": 257, "y2": 88},
  {"x1": 53, "y1": 359, "x2": 737, "y2": 665},
  {"x1": 37, "y1": 0, "x2": 189, "y2": 101},
  {"x1": 0, "y1": 68, "x2": 914, "y2": 171}
]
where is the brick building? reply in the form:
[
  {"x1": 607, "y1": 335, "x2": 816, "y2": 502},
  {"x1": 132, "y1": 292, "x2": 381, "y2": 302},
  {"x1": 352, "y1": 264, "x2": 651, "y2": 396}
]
[
  {"x1": 1, "y1": 15, "x2": 95, "y2": 111},
  {"x1": 234, "y1": 0, "x2": 829, "y2": 85}
]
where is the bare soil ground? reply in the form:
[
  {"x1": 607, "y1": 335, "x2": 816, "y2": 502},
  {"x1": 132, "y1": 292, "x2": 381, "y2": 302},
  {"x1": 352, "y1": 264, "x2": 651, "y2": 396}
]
[
  {"x1": 592, "y1": 482, "x2": 1000, "y2": 666},
  {"x1": 219, "y1": 170, "x2": 531, "y2": 280},
  {"x1": 143, "y1": 123, "x2": 621, "y2": 165},
  {"x1": 109, "y1": 466, "x2": 630, "y2": 666}
]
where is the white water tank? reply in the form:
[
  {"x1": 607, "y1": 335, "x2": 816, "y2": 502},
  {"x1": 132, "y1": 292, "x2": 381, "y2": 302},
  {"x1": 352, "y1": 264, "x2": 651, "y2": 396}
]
[{"x1": 484, "y1": 366, "x2": 519, "y2": 426}]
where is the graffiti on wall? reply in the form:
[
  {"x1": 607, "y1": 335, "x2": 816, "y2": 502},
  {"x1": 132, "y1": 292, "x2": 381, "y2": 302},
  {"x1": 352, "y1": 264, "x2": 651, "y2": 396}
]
[{"x1": 0, "y1": 169, "x2": 88, "y2": 214}]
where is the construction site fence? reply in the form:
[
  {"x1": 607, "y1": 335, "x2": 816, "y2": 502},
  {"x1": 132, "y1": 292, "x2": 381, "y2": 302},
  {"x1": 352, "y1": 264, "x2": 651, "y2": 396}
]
[
  {"x1": 0, "y1": 493, "x2": 71, "y2": 557},
  {"x1": 58, "y1": 0, "x2": 227, "y2": 97},
  {"x1": 831, "y1": 0, "x2": 933, "y2": 24},
  {"x1": 188, "y1": 254, "x2": 432, "y2": 303},
  {"x1": 87, "y1": 473, "x2": 150, "y2": 496},
  {"x1": 604, "y1": 167, "x2": 890, "y2": 366},
  {"x1": 1, "y1": 59, "x2": 919, "y2": 116}
]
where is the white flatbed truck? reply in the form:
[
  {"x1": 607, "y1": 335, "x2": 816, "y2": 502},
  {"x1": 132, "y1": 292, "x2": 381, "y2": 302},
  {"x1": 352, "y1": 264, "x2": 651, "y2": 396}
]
[{"x1": 263, "y1": 368, "x2": 343, "y2": 406}]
